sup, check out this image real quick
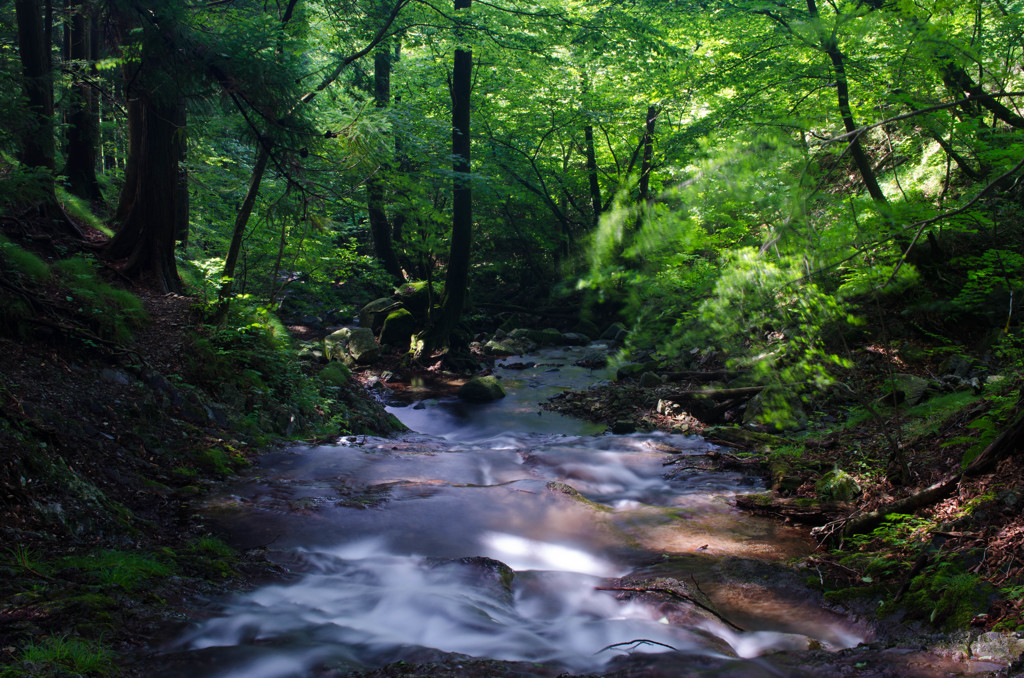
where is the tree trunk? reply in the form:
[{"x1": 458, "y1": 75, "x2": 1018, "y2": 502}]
[
  {"x1": 63, "y1": 0, "x2": 101, "y2": 202},
  {"x1": 14, "y1": 0, "x2": 56, "y2": 174},
  {"x1": 215, "y1": 144, "x2": 270, "y2": 318},
  {"x1": 427, "y1": 0, "x2": 473, "y2": 352},
  {"x1": 367, "y1": 48, "x2": 403, "y2": 281},
  {"x1": 584, "y1": 124, "x2": 601, "y2": 228},
  {"x1": 105, "y1": 94, "x2": 185, "y2": 292},
  {"x1": 637, "y1": 105, "x2": 657, "y2": 204},
  {"x1": 807, "y1": 0, "x2": 887, "y2": 203},
  {"x1": 113, "y1": 93, "x2": 143, "y2": 225},
  {"x1": 942, "y1": 63, "x2": 1024, "y2": 130}
]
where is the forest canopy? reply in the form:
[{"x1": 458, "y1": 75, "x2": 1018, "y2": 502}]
[{"x1": 0, "y1": 0, "x2": 1021, "y2": 368}]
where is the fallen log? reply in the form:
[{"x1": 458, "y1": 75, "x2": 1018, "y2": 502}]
[
  {"x1": 735, "y1": 495, "x2": 845, "y2": 526},
  {"x1": 662, "y1": 386, "x2": 765, "y2": 401},
  {"x1": 662, "y1": 370, "x2": 747, "y2": 383}
]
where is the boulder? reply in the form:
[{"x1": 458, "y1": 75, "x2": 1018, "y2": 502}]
[
  {"x1": 616, "y1": 362, "x2": 646, "y2": 380},
  {"x1": 970, "y1": 632, "x2": 1024, "y2": 663},
  {"x1": 319, "y1": 362, "x2": 351, "y2": 387},
  {"x1": 395, "y1": 281, "x2": 436, "y2": 318},
  {"x1": 323, "y1": 328, "x2": 350, "y2": 362},
  {"x1": 347, "y1": 327, "x2": 381, "y2": 364},
  {"x1": 539, "y1": 328, "x2": 563, "y2": 345},
  {"x1": 458, "y1": 375, "x2": 506, "y2": 402},
  {"x1": 600, "y1": 322, "x2": 627, "y2": 341},
  {"x1": 574, "y1": 349, "x2": 608, "y2": 369},
  {"x1": 485, "y1": 336, "x2": 537, "y2": 355},
  {"x1": 639, "y1": 371, "x2": 664, "y2": 388},
  {"x1": 324, "y1": 327, "x2": 380, "y2": 365},
  {"x1": 359, "y1": 297, "x2": 401, "y2": 332},
  {"x1": 561, "y1": 332, "x2": 590, "y2": 346},
  {"x1": 611, "y1": 420, "x2": 636, "y2": 434},
  {"x1": 379, "y1": 308, "x2": 418, "y2": 350},
  {"x1": 572, "y1": 319, "x2": 602, "y2": 340},
  {"x1": 889, "y1": 373, "x2": 931, "y2": 406}
]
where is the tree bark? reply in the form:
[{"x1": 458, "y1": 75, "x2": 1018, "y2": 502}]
[
  {"x1": 63, "y1": 0, "x2": 101, "y2": 202},
  {"x1": 428, "y1": 0, "x2": 473, "y2": 351},
  {"x1": 14, "y1": 0, "x2": 56, "y2": 174},
  {"x1": 942, "y1": 63, "x2": 1024, "y2": 130},
  {"x1": 105, "y1": 93, "x2": 185, "y2": 292},
  {"x1": 367, "y1": 48, "x2": 404, "y2": 281},
  {"x1": 637, "y1": 105, "x2": 658, "y2": 204},
  {"x1": 584, "y1": 124, "x2": 601, "y2": 228},
  {"x1": 807, "y1": 0, "x2": 887, "y2": 203}
]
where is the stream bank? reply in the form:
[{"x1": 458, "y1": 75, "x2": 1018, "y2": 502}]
[{"x1": 138, "y1": 344, "x2": 1015, "y2": 678}]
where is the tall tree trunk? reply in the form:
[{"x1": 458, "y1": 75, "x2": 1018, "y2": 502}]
[
  {"x1": 807, "y1": 0, "x2": 887, "y2": 203},
  {"x1": 367, "y1": 48, "x2": 404, "y2": 281},
  {"x1": 637, "y1": 105, "x2": 657, "y2": 204},
  {"x1": 215, "y1": 144, "x2": 270, "y2": 319},
  {"x1": 105, "y1": 94, "x2": 185, "y2": 292},
  {"x1": 113, "y1": 93, "x2": 143, "y2": 225},
  {"x1": 14, "y1": 0, "x2": 56, "y2": 175},
  {"x1": 426, "y1": 0, "x2": 473, "y2": 352},
  {"x1": 584, "y1": 124, "x2": 601, "y2": 228},
  {"x1": 63, "y1": 0, "x2": 101, "y2": 202}
]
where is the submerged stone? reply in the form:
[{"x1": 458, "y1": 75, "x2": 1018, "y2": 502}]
[{"x1": 458, "y1": 375, "x2": 506, "y2": 402}]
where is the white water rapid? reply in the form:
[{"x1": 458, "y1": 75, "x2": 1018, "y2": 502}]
[{"x1": 164, "y1": 345, "x2": 866, "y2": 677}]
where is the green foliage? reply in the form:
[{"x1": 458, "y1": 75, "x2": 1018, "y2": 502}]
[
  {"x1": 186, "y1": 302, "x2": 321, "y2": 435},
  {"x1": 0, "y1": 234, "x2": 50, "y2": 282},
  {"x1": 53, "y1": 256, "x2": 148, "y2": 342},
  {"x1": 13, "y1": 636, "x2": 115, "y2": 677},
  {"x1": 61, "y1": 549, "x2": 174, "y2": 591},
  {"x1": 941, "y1": 386, "x2": 1020, "y2": 468},
  {"x1": 55, "y1": 187, "x2": 112, "y2": 236},
  {"x1": 839, "y1": 514, "x2": 932, "y2": 581},
  {"x1": 901, "y1": 562, "x2": 991, "y2": 630},
  {"x1": 949, "y1": 249, "x2": 1024, "y2": 327}
]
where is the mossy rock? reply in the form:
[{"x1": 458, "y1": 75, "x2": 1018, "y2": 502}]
[
  {"x1": 458, "y1": 375, "x2": 506, "y2": 402},
  {"x1": 539, "y1": 328, "x2": 563, "y2": 345},
  {"x1": 359, "y1": 297, "x2": 402, "y2": 332},
  {"x1": 395, "y1": 281, "x2": 437, "y2": 318},
  {"x1": 324, "y1": 327, "x2": 380, "y2": 365},
  {"x1": 815, "y1": 469, "x2": 860, "y2": 501},
  {"x1": 319, "y1": 362, "x2": 351, "y2": 387},
  {"x1": 380, "y1": 308, "x2": 418, "y2": 350}
]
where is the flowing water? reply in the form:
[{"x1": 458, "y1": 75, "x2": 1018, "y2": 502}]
[{"x1": 162, "y1": 345, "x2": 877, "y2": 677}]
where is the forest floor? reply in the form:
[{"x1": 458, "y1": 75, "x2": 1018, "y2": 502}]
[{"x1": 0, "y1": 221, "x2": 396, "y2": 676}]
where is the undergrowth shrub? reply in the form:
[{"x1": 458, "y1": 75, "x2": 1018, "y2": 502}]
[
  {"x1": 187, "y1": 301, "x2": 318, "y2": 434},
  {"x1": 52, "y1": 256, "x2": 148, "y2": 342}
]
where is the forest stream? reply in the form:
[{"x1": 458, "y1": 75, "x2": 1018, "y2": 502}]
[{"x1": 155, "y1": 345, "x2": 1002, "y2": 678}]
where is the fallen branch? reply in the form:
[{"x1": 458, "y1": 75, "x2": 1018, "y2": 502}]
[
  {"x1": 596, "y1": 585, "x2": 744, "y2": 631},
  {"x1": 597, "y1": 638, "x2": 678, "y2": 654}
]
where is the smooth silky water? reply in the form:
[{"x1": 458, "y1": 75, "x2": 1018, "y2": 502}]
[{"x1": 164, "y1": 345, "x2": 865, "y2": 677}]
